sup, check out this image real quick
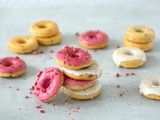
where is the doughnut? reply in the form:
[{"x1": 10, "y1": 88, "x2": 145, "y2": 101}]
[
  {"x1": 34, "y1": 67, "x2": 63, "y2": 102},
  {"x1": 8, "y1": 36, "x2": 39, "y2": 54},
  {"x1": 56, "y1": 46, "x2": 92, "y2": 70},
  {"x1": 139, "y1": 77, "x2": 160, "y2": 100},
  {"x1": 29, "y1": 20, "x2": 59, "y2": 37},
  {"x1": 63, "y1": 76, "x2": 96, "y2": 91},
  {"x1": 78, "y1": 30, "x2": 109, "y2": 49},
  {"x1": 62, "y1": 60, "x2": 102, "y2": 80},
  {"x1": 125, "y1": 26, "x2": 155, "y2": 43},
  {"x1": 123, "y1": 39, "x2": 153, "y2": 51},
  {"x1": 0, "y1": 57, "x2": 27, "y2": 77},
  {"x1": 34, "y1": 32, "x2": 62, "y2": 46},
  {"x1": 62, "y1": 80, "x2": 102, "y2": 100},
  {"x1": 112, "y1": 47, "x2": 146, "y2": 68}
]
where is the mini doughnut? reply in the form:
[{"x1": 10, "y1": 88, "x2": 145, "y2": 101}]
[
  {"x1": 78, "y1": 30, "x2": 109, "y2": 49},
  {"x1": 112, "y1": 47, "x2": 146, "y2": 68},
  {"x1": 62, "y1": 60, "x2": 102, "y2": 80},
  {"x1": 29, "y1": 20, "x2": 59, "y2": 37},
  {"x1": 34, "y1": 67, "x2": 63, "y2": 102},
  {"x1": 125, "y1": 26, "x2": 155, "y2": 43},
  {"x1": 62, "y1": 80, "x2": 102, "y2": 100},
  {"x1": 34, "y1": 32, "x2": 62, "y2": 46},
  {"x1": 0, "y1": 57, "x2": 27, "y2": 77},
  {"x1": 56, "y1": 46, "x2": 92, "y2": 70},
  {"x1": 139, "y1": 77, "x2": 160, "y2": 100},
  {"x1": 123, "y1": 38, "x2": 153, "y2": 51},
  {"x1": 63, "y1": 76, "x2": 96, "y2": 91},
  {"x1": 8, "y1": 36, "x2": 39, "y2": 54}
]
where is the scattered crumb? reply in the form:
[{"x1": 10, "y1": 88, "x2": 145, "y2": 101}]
[
  {"x1": 62, "y1": 99, "x2": 68, "y2": 105},
  {"x1": 116, "y1": 85, "x2": 120, "y2": 88},
  {"x1": 117, "y1": 45, "x2": 120, "y2": 48},
  {"x1": 32, "y1": 50, "x2": 44, "y2": 55},
  {"x1": 16, "y1": 88, "x2": 20, "y2": 91},
  {"x1": 75, "y1": 32, "x2": 80, "y2": 36},
  {"x1": 53, "y1": 104, "x2": 58, "y2": 108},
  {"x1": 104, "y1": 71, "x2": 109, "y2": 75},
  {"x1": 93, "y1": 50, "x2": 96, "y2": 52},
  {"x1": 50, "y1": 50, "x2": 54, "y2": 53},
  {"x1": 25, "y1": 96, "x2": 29, "y2": 99}
]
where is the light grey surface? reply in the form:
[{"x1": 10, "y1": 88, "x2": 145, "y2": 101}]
[{"x1": 0, "y1": 2, "x2": 160, "y2": 120}]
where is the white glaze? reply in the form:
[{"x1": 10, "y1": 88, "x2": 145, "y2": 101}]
[
  {"x1": 139, "y1": 77, "x2": 160, "y2": 96},
  {"x1": 62, "y1": 60, "x2": 102, "y2": 77},
  {"x1": 62, "y1": 80, "x2": 101, "y2": 96},
  {"x1": 112, "y1": 47, "x2": 146, "y2": 66}
]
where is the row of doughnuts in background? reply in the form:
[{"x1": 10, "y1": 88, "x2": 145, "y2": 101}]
[{"x1": 1, "y1": 20, "x2": 159, "y2": 101}]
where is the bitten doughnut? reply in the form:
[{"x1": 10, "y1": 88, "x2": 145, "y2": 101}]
[
  {"x1": 0, "y1": 57, "x2": 27, "y2": 77},
  {"x1": 56, "y1": 46, "x2": 92, "y2": 70},
  {"x1": 139, "y1": 77, "x2": 160, "y2": 100},
  {"x1": 78, "y1": 30, "x2": 109, "y2": 49},
  {"x1": 63, "y1": 76, "x2": 96, "y2": 91},
  {"x1": 125, "y1": 26, "x2": 155, "y2": 43},
  {"x1": 34, "y1": 67, "x2": 63, "y2": 102},
  {"x1": 62, "y1": 60, "x2": 102, "y2": 80},
  {"x1": 8, "y1": 36, "x2": 39, "y2": 54},
  {"x1": 112, "y1": 47, "x2": 146, "y2": 68},
  {"x1": 29, "y1": 20, "x2": 59, "y2": 37},
  {"x1": 62, "y1": 80, "x2": 102, "y2": 100},
  {"x1": 123, "y1": 39, "x2": 153, "y2": 51},
  {"x1": 34, "y1": 32, "x2": 62, "y2": 46}
]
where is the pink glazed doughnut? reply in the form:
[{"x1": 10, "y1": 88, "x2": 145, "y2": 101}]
[
  {"x1": 55, "y1": 46, "x2": 92, "y2": 70},
  {"x1": 78, "y1": 30, "x2": 109, "y2": 49},
  {"x1": 0, "y1": 56, "x2": 27, "y2": 77},
  {"x1": 63, "y1": 76, "x2": 96, "y2": 91},
  {"x1": 34, "y1": 67, "x2": 63, "y2": 102}
]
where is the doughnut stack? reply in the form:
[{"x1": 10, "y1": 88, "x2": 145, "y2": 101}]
[
  {"x1": 123, "y1": 25, "x2": 155, "y2": 51},
  {"x1": 55, "y1": 46, "x2": 102, "y2": 100},
  {"x1": 29, "y1": 20, "x2": 62, "y2": 46}
]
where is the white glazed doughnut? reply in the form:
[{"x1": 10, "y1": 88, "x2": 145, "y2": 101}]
[
  {"x1": 62, "y1": 60, "x2": 102, "y2": 80},
  {"x1": 112, "y1": 47, "x2": 146, "y2": 67},
  {"x1": 139, "y1": 77, "x2": 160, "y2": 96},
  {"x1": 61, "y1": 80, "x2": 102, "y2": 100}
]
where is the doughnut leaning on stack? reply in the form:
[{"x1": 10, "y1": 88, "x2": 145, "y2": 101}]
[
  {"x1": 29, "y1": 20, "x2": 62, "y2": 46},
  {"x1": 123, "y1": 25, "x2": 155, "y2": 51},
  {"x1": 55, "y1": 46, "x2": 102, "y2": 100}
]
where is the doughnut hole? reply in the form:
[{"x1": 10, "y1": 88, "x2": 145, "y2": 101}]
[
  {"x1": 37, "y1": 24, "x2": 46, "y2": 29},
  {"x1": 41, "y1": 78, "x2": 51, "y2": 92},
  {"x1": 135, "y1": 29, "x2": 144, "y2": 33},
  {"x1": 17, "y1": 39, "x2": 26, "y2": 44},
  {"x1": 1, "y1": 60, "x2": 12, "y2": 67},
  {"x1": 124, "y1": 51, "x2": 133, "y2": 56},
  {"x1": 152, "y1": 81, "x2": 160, "y2": 87}
]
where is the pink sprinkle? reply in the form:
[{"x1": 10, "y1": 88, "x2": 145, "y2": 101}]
[
  {"x1": 29, "y1": 91, "x2": 33, "y2": 94},
  {"x1": 93, "y1": 50, "x2": 96, "y2": 52},
  {"x1": 75, "y1": 32, "x2": 80, "y2": 36},
  {"x1": 32, "y1": 50, "x2": 44, "y2": 55},
  {"x1": 126, "y1": 73, "x2": 129, "y2": 77},
  {"x1": 30, "y1": 86, "x2": 34, "y2": 90},
  {"x1": 50, "y1": 50, "x2": 54, "y2": 53},
  {"x1": 16, "y1": 88, "x2": 20, "y2": 91},
  {"x1": 116, "y1": 85, "x2": 120, "y2": 88},
  {"x1": 36, "y1": 105, "x2": 42, "y2": 109},
  {"x1": 131, "y1": 73, "x2": 135, "y2": 75},
  {"x1": 119, "y1": 92, "x2": 125, "y2": 97},
  {"x1": 40, "y1": 110, "x2": 45, "y2": 113},
  {"x1": 115, "y1": 73, "x2": 120, "y2": 77},
  {"x1": 25, "y1": 96, "x2": 29, "y2": 99}
]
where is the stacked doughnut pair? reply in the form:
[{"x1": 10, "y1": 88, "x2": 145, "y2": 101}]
[
  {"x1": 56, "y1": 46, "x2": 102, "y2": 100},
  {"x1": 123, "y1": 26, "x2": 155, "y2": 51},
  {"x1": 29, "y1": 21, "x2": 62, "y2": 46}
]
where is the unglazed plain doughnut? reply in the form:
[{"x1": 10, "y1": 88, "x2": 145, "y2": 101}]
[
  {"x1": 29, "y1": 20, "x2": 59, "y2": 37},
  {"x1": 34, "y1": 32, "x2": 62, "y2": 46},
  {"x1": 139, "y1": 77, "x2": 160, "y2": 100},
  {"x1": 34, "y1": 67, "x2": 63, "y2": 102},
  {"x1": 125, "y1": 26, "x2": 155, "y2": 43},
  {"x1": 8, "y1": 36, "x2": 39, "y2": 54},
  {"x1": 112, "y1": 47, "x2": 146, "y2": 68},
  {"x1": 62, "y1": 60, "x2": 102, "y2": 80},
  {"x1": 62, "y1": 80, "x2": 102, "y2": 100},
  {"x1": 56, "y1": 46, "x2": 92, "y2": 70},
  {"x1": 123, "y1": 38, "x2": 153, "y2": 51},
  {"x1": 63, "y1": 76, "x2": 96, "y2": 91},
  {"x1": 78, "y1": 30, "x2": 109, "y2": 49},
  {"x1": 0, "y1": 57, "x2": 27, "y2": 77}
]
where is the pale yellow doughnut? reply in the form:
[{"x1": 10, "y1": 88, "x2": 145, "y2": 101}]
[
  {"x1": 34, "y1": 32, "x2": 62, "y2": 46},
  {"x1": 29, "y1": 20, "x2": 59, "y2": 37},
  {"x1": 125, "y1": 25, "x2": 155, "y2": 43},
  {"x1": 8, "y1": 36, "x2": 39, "y2": 54}
]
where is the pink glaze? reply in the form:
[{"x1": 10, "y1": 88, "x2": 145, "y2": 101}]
[
  {"x1": 0, "y1": 57, "x2": 26, "y2": 73},
  {"x1": 64, "y1": 76, "x2": 94, "y2": 86},
  {"x1": 79, "y1": 30, "x2": 109, "y2": 45},
  {"x1": 56, "y1": 46, "x2": 92, "y2": 67},
  {"x1": 34, "y1": 67, "x2": 63, "y2": 102}
]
